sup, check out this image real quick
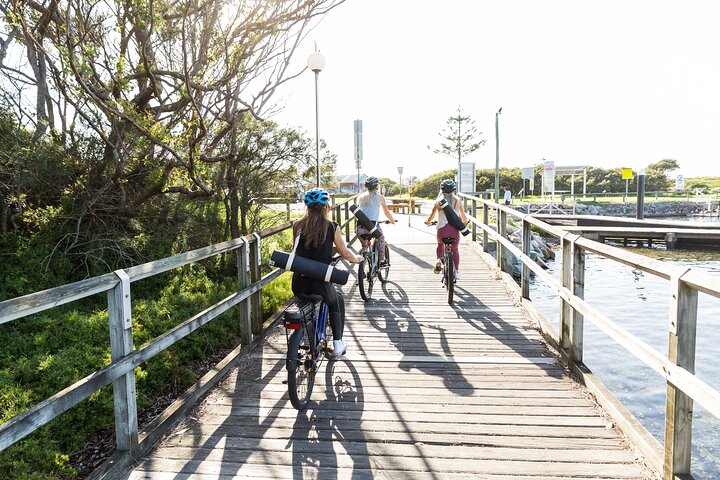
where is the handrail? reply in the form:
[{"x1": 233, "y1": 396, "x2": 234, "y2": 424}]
[
  {"x1": 458, "y1": 192, "x2": 720, "y2": 478},
  {"x1": 0, "y1": 193, "x2": 360, "y2": 466}
]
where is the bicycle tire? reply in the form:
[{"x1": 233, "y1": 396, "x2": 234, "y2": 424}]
[
  {"x1": 287, "y1": 325, "x2": 315, "y2": 410},
  {"x1": 377, "y1": 244, "x2": 390, "y2": 283},
  {"x1": 358, "y1": 256, "x2": 373, "y2": 301},
  {"x1": 445, "y1": 251, "x2": 454, "y2": 305}
]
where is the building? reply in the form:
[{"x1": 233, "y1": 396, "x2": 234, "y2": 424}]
[{"x1": 332, "y1": 174, "x2": 367, "y2": 194}]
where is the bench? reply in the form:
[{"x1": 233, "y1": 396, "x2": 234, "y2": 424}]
[{"x1": 387, "y1": 200, "x2": 422, "y2": 214}]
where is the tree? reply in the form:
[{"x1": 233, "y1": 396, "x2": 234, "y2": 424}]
[
  {"x1": 1, "y1": 0, "x2": 345, "y2": 216},
  {"x1": 428, "y1": 106, "x2": 486, "y2": 163},
  {"x1": 221, "y1": 115, "x2": 335, "y2": 237}
]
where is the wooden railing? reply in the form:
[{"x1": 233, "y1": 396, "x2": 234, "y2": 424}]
[
  {"x1": 458, "y1": 192, "x2": 720, "y2": 479},
  {"x1": 0, "y1": 194, "x2": 359, "y2": 476}
]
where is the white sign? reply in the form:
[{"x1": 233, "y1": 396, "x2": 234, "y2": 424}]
[
  {"x1": 522, "y1": 167, "x2": 534, "y2": 180},
  {"x1": 397, "y1": 166, "x2": 403, "y2": 174},
  {"x1": 353, "y1": 119, "x2": 363, "y2": 169},
  {"x1": 458, "y1": 162, "x2": 476, "y2": 194},
  {"x1": 542, "y1": 159, "x2": 555, "y2": 193},
  {"x1": 675, "y1": 174, "x2": 685, "y2": 191}
]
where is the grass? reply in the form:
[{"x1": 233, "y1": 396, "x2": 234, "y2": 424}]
[{"x1": 0, "y1": 212, "x2": 296, "y2": 479}]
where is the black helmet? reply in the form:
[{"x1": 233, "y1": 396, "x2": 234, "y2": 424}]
[
  {"x1": 364, "y1": 176, "x2": 380, "y2": 189},
  {"x1": 440, "y1": 178, "x2": 456, "y2": 193}
]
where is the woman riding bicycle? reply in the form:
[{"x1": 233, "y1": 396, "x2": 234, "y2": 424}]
[
  {"x1": 355, "y1": 176, "x2": 396, "y2": 266},
  {"x1": 292, "y1": 188, "x2": 362, "y2": 357},
  {"x1": 424, "y1": 179, "x2": 468, "y2": 280}
]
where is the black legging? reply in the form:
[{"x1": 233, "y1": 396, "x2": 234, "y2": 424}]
[{"x1": 291, "y1": 273, "x2": 344, "y2": 340}]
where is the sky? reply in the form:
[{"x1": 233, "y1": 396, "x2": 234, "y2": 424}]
[{"x1": 270, "y1": 0, "x2": 720, "y2": 182}]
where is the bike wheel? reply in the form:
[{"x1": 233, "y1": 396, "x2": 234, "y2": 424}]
[
  {"x1": 358, "y1": 258, "x2": 374, "y2": 300},
  {"x1": 445, "y1": 253, "x2": 454, "y2": 305},
  {"x1": 287, "y1": 326, "x2": 315, "y2": 410},
  {"x1": 377, "y1": 244, "x2": 390, "y2": 283}
]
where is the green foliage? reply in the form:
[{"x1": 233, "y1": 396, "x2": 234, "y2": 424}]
[{"x1": 413, "y1": 169, "x2": 456, "y2": 198}]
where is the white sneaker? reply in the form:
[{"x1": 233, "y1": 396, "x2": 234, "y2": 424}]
[
  {"x1": 455, "y1": 271, "x2": 461, "y2": 282},
  {"x1": 333, "y1": 339, "x2": 347, "y2": 357},
  {"x1": 433, "y1": 259, "x2": 442, "y2": 274}
]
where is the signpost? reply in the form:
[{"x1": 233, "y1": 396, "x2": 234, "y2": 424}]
[
  {"x1": 622, "y1": 167, "x2": 633, "y2": 196},
  {"x1": 458, "y1": 162, "x2": 476, "y2": 194},
  {"x1": 542, "y1": 159, "x2": 555, "y2": 200},
  {"x1": 397, "y1": 166, "x2": 403, "y2": 197},
  {"x1": 675, "y1": 174, "x2": 685, "y2": 191},
  {"x1": 354, "y1": 120, "x2": 363, "y2": 193},
  {"x1": 522, "y1": 167, "x2": 534, "y2": 198}
]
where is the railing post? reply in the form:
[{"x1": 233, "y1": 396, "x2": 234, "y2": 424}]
[
  {"x1": 286, "y1": 202, "x2": 291, "y2": 222},
  {"x1": 482, "y1": 203, "x2": 489, "y2": 253},
  {"x1": 108, "y1": 270, "x2": 138, "y2": 453},
  {"x1": 559, "y1": 236, "x2": 572, "y2": 352},
  {"x1": 497, "y1": 209, "x2": 507, "y2": 270},
  {"x1": 344, "y1": 202, "x2": 350, "y2": 243},
  {"x1": 663, "y1": 273, "x2": 698, "y2": 479},
  {"x1": 236, "y1": 240, "x2": 252, "y2": 346},
  {"x1": 570, "y1": 241, "x2": 585, "y2": 364},
  {"x1": 521, "y1": 218, "x2": 531, "y2": 299},
  {"x1": 471, "y1": 199, "x2": 477, "y2": 242},
  {"x1": 250, "y1": 234, "x2": 263, "y2": 339}
]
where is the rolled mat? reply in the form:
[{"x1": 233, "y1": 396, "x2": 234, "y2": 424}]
[
  {"x1": 270, "y1": 250, "x2": 349, "y2": 285},
  {"x1": 438, "y1": 198, "x2": 470, "y2": 236},
  {"x1": 349, "y1": 204, "x2": 382, "y2": 238}
]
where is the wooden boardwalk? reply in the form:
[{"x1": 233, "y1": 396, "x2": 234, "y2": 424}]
[{"x1": 125, "y1": 220, "x2": 652, "y2": 479}]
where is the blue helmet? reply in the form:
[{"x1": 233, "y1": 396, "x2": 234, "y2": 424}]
[{"x1": 304, "y1": 187, "x2": 330, "y2": 206}]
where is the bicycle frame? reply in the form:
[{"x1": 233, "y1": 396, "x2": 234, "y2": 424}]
[{"x1": 285, "y1": 299, "x2": 329, "y2": 371}]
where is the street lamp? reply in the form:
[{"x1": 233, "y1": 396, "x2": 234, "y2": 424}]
[
  {"x1": 495, "y1": 107, "x2": 502, "y2": 203},
  {"x1": 307, "y1": 50, "x2": 325, "y2": 188}
]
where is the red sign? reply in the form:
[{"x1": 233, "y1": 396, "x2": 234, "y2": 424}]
[{"x1": 397, "y1": 166, "x2": 403, "y2": 174}]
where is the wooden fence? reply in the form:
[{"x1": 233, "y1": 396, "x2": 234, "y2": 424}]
[
  {"x1": 458, "y1": 192, "x2": 720, "y2": 480},
  {"x1": 0, "y1": 195, "x2": 359, "y2": 476}
]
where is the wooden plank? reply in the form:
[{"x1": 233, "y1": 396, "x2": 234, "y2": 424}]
[{"x1": 114, "y1": 224, "x2": 654, "y2": 479}]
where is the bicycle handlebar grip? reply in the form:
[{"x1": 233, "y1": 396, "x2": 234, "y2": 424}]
[
  {"x1": 349, "y1": 205, "x2": 383, "y2": 238},
  {"x1": 270, "y1": 250, "x2": 350, "y2": 285},
  {"x1": 438, "y1": 198, "x2": 470, "y2": 236}
]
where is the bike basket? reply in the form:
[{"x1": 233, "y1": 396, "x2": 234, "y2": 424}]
[{"x1": 283, "y1": 301, "x2": 314, "y2": 329}]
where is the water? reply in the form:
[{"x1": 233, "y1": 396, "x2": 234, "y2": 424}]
[{"x1": 530, "y1": 246, "x2": 720, "y2": 478}]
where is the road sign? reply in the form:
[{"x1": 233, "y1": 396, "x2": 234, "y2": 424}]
[
  {"x1": 458, "y1": 162, "x2": 476, "y2": 194},
  {"x1": 353, "y1": 120, "x2": 363, "y2": 169},
  {"x1": 522, "y1": 167, "x2": 534, "y2": 180},
  {"x1": 542, "y1": 159, "x2": 555, "y2": 193},
  {"x1": 675, "y1": 174, "x2": 685, "y2": 191},
  {"x1": 621, "y1": 168, "x2": 633, "y2": 180},
  {"x1": 397, "y1": 166, "x2": 403, "y2": 174}
]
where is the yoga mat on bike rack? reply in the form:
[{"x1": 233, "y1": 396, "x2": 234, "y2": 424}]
[
  {"x1": 349, "y1": 204, "x2": 383, "y2": 239},
  {"x1": 438, "y1": 198, "x2": 470, "y2": 236},
  {"x1": 270, "y1": 251, "x2": 350, "y2": 285}
]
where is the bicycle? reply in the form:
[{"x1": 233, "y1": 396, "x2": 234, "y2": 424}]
[
  {"x1": 283, "y1": 267, "x2": 346, "y2": 410},
  {"x1": 357, "y1": 220, "x2": 392, "y2": 301},
  {"x1": 427, "y1": 221, "x2": 456, "y2": 305}
]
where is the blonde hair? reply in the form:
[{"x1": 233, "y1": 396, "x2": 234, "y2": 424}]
[{"x1": 358, "y1": 189, "x2": 379, "y2": 208}]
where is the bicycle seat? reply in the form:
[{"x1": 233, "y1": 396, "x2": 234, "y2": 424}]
[
  {"x1": 297, "y1": 293, "x2": 324, "y2": 303},
  {"x1": 359, "y1": 233, "x2": 373, "y2": 240},
  {"x1": 442, "y1": 237, "x2": 456, "y2": 245},
  {"x1": 284, "y1": 300, "x2": 315, "y2": 322}
]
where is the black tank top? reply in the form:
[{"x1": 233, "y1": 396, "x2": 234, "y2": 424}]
[{"x1": 296, "y1": 222, "x2": 338, "y2": 265}]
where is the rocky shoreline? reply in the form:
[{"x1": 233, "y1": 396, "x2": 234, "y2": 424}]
[{"x1": 518, "y1": 200, "x2": 706, "y2": 217}]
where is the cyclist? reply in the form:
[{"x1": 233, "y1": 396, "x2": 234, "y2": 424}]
[
  {"x1": 424, "y1": 179, "x2": 468, "y2": 280},
  {"x1": 292, "y1": 188, "x2": 363, "y2": 357},
  {"x1": 355, "y1": 176, "x2": 396, "y2": 266}
]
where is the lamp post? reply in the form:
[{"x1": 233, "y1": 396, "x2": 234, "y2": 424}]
[
  {"x1": 495, "y1": 107, "x2": 502, "y2": 203},
  {"x1": 307, "y1": 51, "x2": 325, "y2": 188}
]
